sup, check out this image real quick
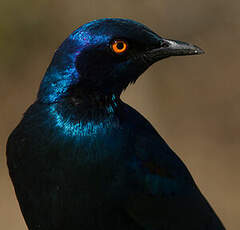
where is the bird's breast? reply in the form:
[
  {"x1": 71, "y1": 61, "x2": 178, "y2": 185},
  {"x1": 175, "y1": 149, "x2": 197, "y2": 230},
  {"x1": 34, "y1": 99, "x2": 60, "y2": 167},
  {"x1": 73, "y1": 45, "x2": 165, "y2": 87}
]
[{"x1": 40, "y1": 107, "x2": 131, "y2": 199}]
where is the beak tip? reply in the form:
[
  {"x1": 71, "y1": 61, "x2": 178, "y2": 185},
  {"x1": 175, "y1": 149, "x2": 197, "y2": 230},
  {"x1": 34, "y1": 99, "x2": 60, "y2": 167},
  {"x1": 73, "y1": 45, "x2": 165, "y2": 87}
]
[{"x1": 194, "y1": 46, "x2": 205, "y2": 55}]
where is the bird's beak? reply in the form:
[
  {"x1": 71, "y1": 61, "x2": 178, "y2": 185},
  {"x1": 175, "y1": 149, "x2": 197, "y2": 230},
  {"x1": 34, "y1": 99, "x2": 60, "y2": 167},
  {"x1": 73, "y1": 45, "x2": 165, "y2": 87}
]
[
  {"x1": 160, "y1": 38, "x2": 204, "y2": 56},
  {"x1": 146, "y1": 38, "x2": 204, "y2": 62}
]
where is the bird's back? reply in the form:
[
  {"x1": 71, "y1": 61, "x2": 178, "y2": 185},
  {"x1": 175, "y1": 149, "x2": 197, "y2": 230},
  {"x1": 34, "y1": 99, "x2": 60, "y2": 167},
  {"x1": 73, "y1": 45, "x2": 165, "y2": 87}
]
[{"x1": 117, "y1": 103, "x2": 225, "y2": 230}]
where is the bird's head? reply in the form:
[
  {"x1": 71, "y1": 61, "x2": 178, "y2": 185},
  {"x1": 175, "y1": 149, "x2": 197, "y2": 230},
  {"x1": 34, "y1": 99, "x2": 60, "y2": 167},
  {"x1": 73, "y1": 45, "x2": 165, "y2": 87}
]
[{"x1": 38, "y1": 18, "x2": 204, "y2": 103}]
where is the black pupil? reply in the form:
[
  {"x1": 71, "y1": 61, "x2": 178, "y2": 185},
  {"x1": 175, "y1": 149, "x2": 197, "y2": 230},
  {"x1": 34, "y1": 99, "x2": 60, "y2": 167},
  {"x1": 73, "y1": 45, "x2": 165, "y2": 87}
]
[{"x1": 117, "y1": 42, "x2": 124, "y2": 50}]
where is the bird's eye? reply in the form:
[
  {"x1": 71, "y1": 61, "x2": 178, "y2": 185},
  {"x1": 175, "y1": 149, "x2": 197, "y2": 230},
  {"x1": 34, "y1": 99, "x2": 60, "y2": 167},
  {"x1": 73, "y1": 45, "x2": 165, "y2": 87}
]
[{"x1": 111, "y1": 40, "x2": 128, "y2": 54}]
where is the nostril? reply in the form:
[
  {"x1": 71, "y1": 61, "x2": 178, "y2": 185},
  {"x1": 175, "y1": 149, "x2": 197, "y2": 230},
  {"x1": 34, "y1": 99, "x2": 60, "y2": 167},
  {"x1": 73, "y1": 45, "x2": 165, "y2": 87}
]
[{"x1": 161, "y1": 41, "x2": 169, "y2": 48}]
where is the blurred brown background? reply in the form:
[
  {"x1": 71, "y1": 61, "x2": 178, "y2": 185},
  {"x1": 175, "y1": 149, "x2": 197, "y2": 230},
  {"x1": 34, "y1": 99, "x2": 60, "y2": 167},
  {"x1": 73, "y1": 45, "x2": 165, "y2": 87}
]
[{"x1": 0, "y1": 0, "x2": 239, "y2": 229}]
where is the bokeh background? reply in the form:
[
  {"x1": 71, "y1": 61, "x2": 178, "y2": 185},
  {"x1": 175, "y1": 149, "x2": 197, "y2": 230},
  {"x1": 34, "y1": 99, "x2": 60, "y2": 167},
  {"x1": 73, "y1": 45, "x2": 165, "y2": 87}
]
[{"x1": 1, "y1": 0, "x2": 239, "y2": 229}]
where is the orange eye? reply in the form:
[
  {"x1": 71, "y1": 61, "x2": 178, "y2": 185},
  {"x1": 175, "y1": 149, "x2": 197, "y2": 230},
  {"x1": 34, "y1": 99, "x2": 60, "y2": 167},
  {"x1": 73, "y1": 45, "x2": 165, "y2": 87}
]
[{"x1": 111, "y1": 40, "x2": 128, "y2": 54}]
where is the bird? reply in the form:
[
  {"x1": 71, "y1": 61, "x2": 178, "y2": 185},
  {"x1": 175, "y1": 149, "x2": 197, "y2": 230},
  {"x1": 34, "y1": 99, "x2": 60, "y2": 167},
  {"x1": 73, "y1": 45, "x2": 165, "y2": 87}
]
[{"x1": 7, "y1": 18, "x2": 225, "y2": 230}]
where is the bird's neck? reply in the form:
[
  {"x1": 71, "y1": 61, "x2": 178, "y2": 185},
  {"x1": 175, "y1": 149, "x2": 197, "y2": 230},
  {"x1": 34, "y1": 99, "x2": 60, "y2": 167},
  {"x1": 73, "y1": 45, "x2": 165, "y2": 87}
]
[
  {"x1": 69, "y1": 93, "x2": 120, "y2": 115},
  {"x1": 46, "y1": 92, "x2": 121, "y2": 138},
  {"x1": 66, "y1": 85, "x2": 121, "y2": 114}
]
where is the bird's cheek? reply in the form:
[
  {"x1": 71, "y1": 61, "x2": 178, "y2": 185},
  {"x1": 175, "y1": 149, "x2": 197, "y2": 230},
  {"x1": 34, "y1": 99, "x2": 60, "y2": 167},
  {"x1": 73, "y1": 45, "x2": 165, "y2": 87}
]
[
  {"x1": 128, "y1": 59, "x2": 151, "y2": 76},
  {"x1": 112, "y1": 61, "x2": 145, "y2": 84}
]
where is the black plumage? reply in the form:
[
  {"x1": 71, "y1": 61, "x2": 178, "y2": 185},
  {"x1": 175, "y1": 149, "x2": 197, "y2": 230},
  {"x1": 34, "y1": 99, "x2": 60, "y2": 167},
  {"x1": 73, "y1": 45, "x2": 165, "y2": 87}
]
[{"x1": 7, "y1": 18, "x2": 225, "y2": 230}]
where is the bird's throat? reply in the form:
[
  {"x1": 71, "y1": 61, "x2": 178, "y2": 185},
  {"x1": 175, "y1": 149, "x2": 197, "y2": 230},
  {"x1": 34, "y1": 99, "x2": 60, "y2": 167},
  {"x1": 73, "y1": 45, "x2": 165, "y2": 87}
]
[
  {"x1": 47, "y1": 93, "x2": 120, "y2": 138},
  {"x1": 67, "y1": 92, "x2": 120, "y2": 114}
]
